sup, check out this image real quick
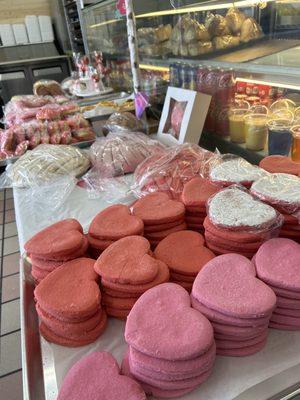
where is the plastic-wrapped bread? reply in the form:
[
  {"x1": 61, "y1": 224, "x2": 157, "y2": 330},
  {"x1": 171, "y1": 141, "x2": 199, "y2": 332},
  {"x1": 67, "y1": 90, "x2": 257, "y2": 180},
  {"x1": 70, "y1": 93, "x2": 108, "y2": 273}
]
[
  {"x1": 188, "y1": 41, "x2": 213, "y2": 56},
  {"x1": 179, "y1": 43, "x2": 189, "y2": 57},
  {"x1": 213, "y1": 35, "x2": 240, "y2": 50},
  {"x1": 33, "y1": 80, "x2": 63, "y2": 96},
  {"x1": 138, "y1": 24, "x2": 172, "y2": 46},
  {"x1": 156, "y1": 24, "x2": 172, "y2": 42},
  {"x1": 205, "y1": 14, "x2": 230, "y2": 38},
  {"x1": 184, "y1": 19, "x2": 210, "y2": 43},
  {"x1": 240, "y1": 18, "x2": 263, "y2": 42},
  {"x1": 226, "y1": 8, "x2": 247, "y2": 34}
]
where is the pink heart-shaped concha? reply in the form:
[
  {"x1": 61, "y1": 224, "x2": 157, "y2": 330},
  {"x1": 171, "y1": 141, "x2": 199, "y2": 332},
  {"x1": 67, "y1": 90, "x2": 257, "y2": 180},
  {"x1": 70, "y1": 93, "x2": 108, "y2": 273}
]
[
  {"x1": 255, "y1": 238, "x2": 300, "y2": 291},
  {"x1": 192, "y1": 254, "x2": 276, "y2": 318},
  {"x1": 182, "y1": 176, "x2": 220, "y2": 207},
  {"x1": 89, "y1": 205, "x2": 144, "y2": 240},
  {"x1": 131, "y1": 193, "x2": 185, "y2": 224},
  {"x1": 35, "y1": 258, "x2": 100, "y2": 320},
  {"x1": 125, "y1": 283, "x2": 214, "y2": 361},
  {"x1": 57, "y1": 351, "x2": 146, "y2": 400},
  {"x1": 25, "y1": 219, "x2": 83, "y2": 258},
  {"x1": 94, "y1": 236, "x2": 159, "y2": 285}
]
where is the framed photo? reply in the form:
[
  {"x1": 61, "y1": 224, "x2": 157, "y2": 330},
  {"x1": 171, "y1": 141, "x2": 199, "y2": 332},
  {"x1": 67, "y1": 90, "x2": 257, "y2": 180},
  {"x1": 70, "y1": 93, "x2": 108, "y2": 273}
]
[{"x1": 157, "y1": 87, "x2": 211, "y2": 146}]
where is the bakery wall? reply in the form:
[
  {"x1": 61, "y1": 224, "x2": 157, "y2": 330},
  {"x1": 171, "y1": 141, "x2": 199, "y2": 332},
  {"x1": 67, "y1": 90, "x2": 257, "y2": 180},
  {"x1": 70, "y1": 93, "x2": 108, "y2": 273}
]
[{"x1": 0, "y1": 0, "x2": 52, "y2": 24}]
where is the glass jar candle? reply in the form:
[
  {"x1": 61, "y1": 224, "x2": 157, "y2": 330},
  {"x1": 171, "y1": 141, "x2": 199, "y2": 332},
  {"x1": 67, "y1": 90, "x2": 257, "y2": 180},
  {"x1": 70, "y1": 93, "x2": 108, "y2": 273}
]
[
  {"x1": 268, "y1": 119, "x2": 293, "y2": 156},
  {"x1": 228, "y1": 108, "x2": 248, "y2": 143},
  {"x1": 244, "y1": 113, "x2": 268, "y2": 151},
  {"x1": 291, "y1": 125, "x2": 300, "y2": 162}
]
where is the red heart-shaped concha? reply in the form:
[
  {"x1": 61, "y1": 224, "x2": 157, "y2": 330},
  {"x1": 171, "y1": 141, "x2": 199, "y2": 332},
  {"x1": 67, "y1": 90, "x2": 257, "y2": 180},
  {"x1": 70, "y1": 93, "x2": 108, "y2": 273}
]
[
  {"x1": 35, "y1": 258, "x2": 100, "y2": 320},
  {"x1": 25, "y1": 219, "x2": 83, "y2": 258},
  {"x1": 192, "y1": 254, "x2": 276, "y2": 318},
  {"x1": 89, "y1": 205, "x2": 144, "y2": 240},
  {"x1": 259, "y1": 155, "x2": 300, "y2": 176},
  {"x1": 255, "y1": 238, "x2": 300, "y2": 291},
  {"x1": 57, "y1": 351, "x2": 146, "y2": 400},
  {"x1": 125, "y1": 283, "x2": 214, "y2": 360},
  {"x1": 182, "y1": 177, "x2": 220, "y2": 207},
  {"x1": 95, "y1": 236, "x2": 159, "y2": 285},
  {"x1": 154, "y1": 231, "x2": 215, "y2": 276},
  {"x1": 131, "y1": 193, "x2": 185, "y2": 224}
]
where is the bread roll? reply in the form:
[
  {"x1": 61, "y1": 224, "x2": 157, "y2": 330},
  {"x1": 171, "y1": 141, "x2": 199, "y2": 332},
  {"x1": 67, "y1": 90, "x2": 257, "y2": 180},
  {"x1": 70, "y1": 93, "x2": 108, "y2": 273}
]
[
  {"x1": 205, "y1": 13, "x2": 230, "y2": 38},
  {"x1": 188, "y1": 41, "x2": 213, "y2": 56},
  {"x1": 213, "y1": 35, "x2": 240, "y2": 49},
  {"x1": 226, "y1": 8, "x2": 246, "y2": 34},
  {"x1": 240, "y1": 17, "x2": 263, "y2": 42},
  {"x1": 156, "y1": 24, "x2": 172, "y2": 42},
  {"x1": 184, "y1": 19, "x2": 210, "y2": 43}
]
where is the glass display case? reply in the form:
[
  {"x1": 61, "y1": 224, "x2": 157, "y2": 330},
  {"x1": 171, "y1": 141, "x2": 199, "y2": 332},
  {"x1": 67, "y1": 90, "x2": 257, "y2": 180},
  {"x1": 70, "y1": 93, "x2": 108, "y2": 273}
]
[{"x1": 81, "y1": 0, "x2": 300, "y2": 163}]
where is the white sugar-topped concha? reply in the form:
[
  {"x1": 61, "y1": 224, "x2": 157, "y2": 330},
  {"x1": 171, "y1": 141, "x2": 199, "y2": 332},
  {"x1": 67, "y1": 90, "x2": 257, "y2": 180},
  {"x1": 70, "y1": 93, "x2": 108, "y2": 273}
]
[
  {"x1": 210, "y1": 158, "x2": 267, "y2": 183},
  {"x1": 208, "y1": 187, "x2": 277, "y2": 229},
  {"x1": 251, "y1": 173, "x2": 300, "y2": 208}
]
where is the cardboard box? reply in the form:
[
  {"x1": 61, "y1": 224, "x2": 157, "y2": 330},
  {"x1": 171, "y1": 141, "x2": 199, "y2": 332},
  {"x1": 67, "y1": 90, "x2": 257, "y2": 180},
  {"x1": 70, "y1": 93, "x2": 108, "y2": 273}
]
[{"x1": 158, "y1": 87, "x2": 211, "y2": 146}]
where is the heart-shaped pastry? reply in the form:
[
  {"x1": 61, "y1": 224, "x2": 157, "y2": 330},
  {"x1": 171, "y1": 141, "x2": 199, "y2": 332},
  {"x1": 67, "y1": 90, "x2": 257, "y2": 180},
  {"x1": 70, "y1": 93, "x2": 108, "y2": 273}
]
[
  {"x1": 35, "y1": 258, "x2": 100, "y2": 320},
  {"x1": 95, "y1": 236, "x2": 159, "y2": 285},
  {"x1": 259, "y1": 155, "x2": 300, "y2": 176},
  {"x1": 25, "y1": 219, "x2": 84, "y2": 258},
  {"x1": 255, "y1": 238, "x2": 300, "y2": 291},
  {"x1": 125, "y1": 283, "x2": 214, "y2": 360},
  {"x1": 131, "y1": 192, "x2": 185, "y2": 225},
  {"x1": 192, "y1": 254, "x2": 276, "y2": 318},
  {"x1": 89, "y1": 205, "x2": 144, "y2": 240},
  {"x1": 57, "y1": 351, "x2": 146, "y2": 400},
  {"x1": 154, "y1": 231, "x2": 215, "y2": 276},
  {"x1": 182, "y1": 176, "x2": 220, "y2": 207},
  {"x1": 208, "y1": 187, "x2": 277, "y2": 230}
]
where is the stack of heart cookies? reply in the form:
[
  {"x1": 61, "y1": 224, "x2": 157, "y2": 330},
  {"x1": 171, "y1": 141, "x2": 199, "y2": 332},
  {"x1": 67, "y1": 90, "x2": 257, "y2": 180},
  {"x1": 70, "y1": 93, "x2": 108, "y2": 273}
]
[
  {"x1": 88, "y1": 205, "x2": 144, "y2": 258},
  {"x1": 255, "y1": 238, "x2": 300, "y2": 331},
  {"x1": 209, "y1": 157, "x2": 267, "y2": 188},
  {"x1": 35, "y1": 257, "x2": 107, "y2": 347},
  {"x1": 94, "y1": 236, "x2": 169, "y2": 319},
  {"x1": 259, "y1": 155, "x2": 300, "y2": 176},
  {"x1": 181, "y1": 177, "x2": 220, "y2": 232},
  {"x1": 192, "y1": 254, "x2": 277, "y2": 356},
  {"x1": 57, "y1": 351, "x2": 146, "y2": 400},
  {"x1": 122, "y1": 283, "x2": 216, "y2": 398},
  {"x1": 251, "y1": 173, "x2": 300, "y2": 243},
  {"x1": 204, "y1": 187, "x2": 280, "y2": 259},
  {"x1": 25, "y1": 219, "x2": 88, "y2": 284},
  {"x1": 154, "y1": 231, "x2": 215, "y2": 292},
  {"x1": 131, "y1": 192, "x2": 186, "y2": 248}
]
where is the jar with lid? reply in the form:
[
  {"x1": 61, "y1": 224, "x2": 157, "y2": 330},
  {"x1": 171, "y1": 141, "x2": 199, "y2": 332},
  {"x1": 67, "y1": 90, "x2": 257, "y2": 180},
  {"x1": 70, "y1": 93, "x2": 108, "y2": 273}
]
[
  {"x1": 291, "y1": 125, "x2": 300, "y2": 162},
  {"x1": 244, "y1": 113, "x2": 269, "y2": 151},
  {"x1": 267, "y1": 114, "x2": 293, "y2": 156},
  {"x1": 228, "y1": 108, "x2": 248, "y2": 143}
]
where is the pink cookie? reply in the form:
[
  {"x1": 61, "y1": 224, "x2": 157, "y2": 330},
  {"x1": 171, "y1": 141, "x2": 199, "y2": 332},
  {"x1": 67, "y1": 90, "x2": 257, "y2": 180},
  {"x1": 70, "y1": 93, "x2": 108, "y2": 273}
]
[
  {"x1": 205, "y1": 241, "x2": 256, "y2": 259},
  {"x1": 182, "y1": 176, "x2": 220, "y2": 207},
  {"x1": 217, "y1": 337, "x2": 267, "y2": 357},
  {"x1": 30, "y1": 256, "x2": 64, "y2": 272},
  {"x1": 191, "y1": 296, "x2": 270, "y2": 328},
  {"x1": 205, "y1": 231, "x2": 263, "y2": 251},
  {"x1": 125, "y1": 283, "x2": 214, "y2": 360},
  {"x1": 105, "y1": 306, "x2": 130, "y2": 319},
  {"x1": 131, "y1": 193, "x2": 185, "y2": 225},
  {"x1": 255, "y1": 238, "x2": 300, "y2": 291},
  {"x1": 102, "y1": 294, "x2": 138, "y2": 310},
  {"x1": 268, "y1": 284, "x2": 300, "y2": 300},
  {"x1": 103, "y1": 287, "x2": 142, "y2": 299},
  {"x1": 276, "y1": 296, "x2": 300, "y2": 310},
  {"x1": 170, "y1": 272, "x2": 195, "y2": 282},
  {"x1": 57, "y1": 351, "x2": 146, "y2": 400},
  {"x1": 270, "y1": 313, "x2": 300, "y2": 327},
  {"x1": 130, "y1": 342, "x2": 216, "y2": 375},
  {"x1": 192, "y1": 254, "x2": 276, "y2": 318},
  {"x1": 215, "y1": 330, "x2": 268, "y2": 349},
  {"x1": 269, "y1": 322, "x2": 300, "y2": 331},
  {"x1": 212, "y1": 321, "x2": 268, "y2": 338},
  {"x1": 87, "y1": 235, "x2": 114, "y2": 251},
  {"x1": 275, "y1": 307, "x2": 300, "y2": 317},
  {"x1": 121, "y1": 352, "x2": 198, "y2": 398},
  {"x1": 145, "y1": 223, "x2": 187, "y2": 240},
  {"x1": 144, "y1": 219, "x2": 185, "y2": 233},
  {"x1": 89, "y1": 205, "x2": 144, "y2": 240}
]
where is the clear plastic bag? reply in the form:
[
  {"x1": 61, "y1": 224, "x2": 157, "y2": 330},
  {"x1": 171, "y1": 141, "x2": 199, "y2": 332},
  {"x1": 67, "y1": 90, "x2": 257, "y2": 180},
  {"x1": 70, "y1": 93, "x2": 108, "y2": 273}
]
[
  {"x1": 33, "y1": 79, "x2": 64, "y2": 96},
  {"x1": 103, "y1": 112, "x2": 145, "y2": 134},
  {"x1": 133, "y1": 143, "x2": 215, "y2": 199},
  {"x1": 251, "y1": 173, "x2": 300, "y2": 215},
  {"x1": 208, "y1": 154, "x2": 268, "y2": 188},
  {"x1": 206, "y1": 185, "x2": 284, "y2": 235},
  {"x1": 0, "y1": 144, "x2": 90, "y2": 188}
]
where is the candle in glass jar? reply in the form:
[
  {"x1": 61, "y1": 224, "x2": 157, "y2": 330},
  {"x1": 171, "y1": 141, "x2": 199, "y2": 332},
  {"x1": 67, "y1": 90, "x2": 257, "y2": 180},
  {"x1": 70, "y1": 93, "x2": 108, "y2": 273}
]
[{"x1": 244, "y1": 114, "x2": 268, "y2": 151}]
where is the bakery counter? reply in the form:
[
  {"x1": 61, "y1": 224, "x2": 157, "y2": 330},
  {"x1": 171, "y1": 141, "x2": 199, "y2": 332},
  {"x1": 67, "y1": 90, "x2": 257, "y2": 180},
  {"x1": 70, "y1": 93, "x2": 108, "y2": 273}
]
[{"x1": 15, "y1": 183, "x2": 300, "y2": 400}]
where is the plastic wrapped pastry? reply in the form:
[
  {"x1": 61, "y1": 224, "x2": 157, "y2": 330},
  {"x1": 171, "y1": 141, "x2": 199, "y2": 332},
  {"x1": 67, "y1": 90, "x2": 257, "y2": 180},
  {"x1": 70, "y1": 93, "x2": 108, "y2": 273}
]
[
  {"x1": 213, "y1": 35, "x2": 240, "y2": 49},
  {"x1": 156, "y1": 24, "x2": 172, "y2": 42},
  {"x1": 33, "y1": 80, "x2": 64, "y2": 96},
  {"x1": 104, "y1": 112, "x2": 145, "y2": 134},
  {"x1": 240, "y1": 18, "x2": 263, "y2": 43},
  {"x1": 226, "y1": 8, "x2": 247, "y2": 34},
  {"x1": 188, "y1": 41, "x2": 213, "y2": 56},
  {"x1": 138, "y1": 24, "x2": 172, "y2": 46},
  {"x1": 184, "y1": 19, "x2": 210, "y2": 43},
  {"x1": 205, "y1": 14, "x2": 230, "y2": 38}
]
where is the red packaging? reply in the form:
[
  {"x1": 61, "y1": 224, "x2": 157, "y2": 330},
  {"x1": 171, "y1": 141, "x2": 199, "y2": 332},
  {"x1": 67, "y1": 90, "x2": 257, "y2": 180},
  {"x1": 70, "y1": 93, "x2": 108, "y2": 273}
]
[
  {"x1": 196, "y1": 66, "x2": 209, "y2": 93},
  {"x1": 217, "y1": 69, "x2": 236, "y2": 105}
]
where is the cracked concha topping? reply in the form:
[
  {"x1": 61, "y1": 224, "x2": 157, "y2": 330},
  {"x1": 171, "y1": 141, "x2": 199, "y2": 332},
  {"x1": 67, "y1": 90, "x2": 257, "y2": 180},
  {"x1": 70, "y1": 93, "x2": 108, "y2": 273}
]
[
  {"x1": 251, "y1": 173, "x2": 300, "y2": 208},
  {"x1": 210, "y1": 158, "x2": 267, "y2": 184},
  {"x1": 208, "y1": 187, "x2": 277, "y2": 229}
]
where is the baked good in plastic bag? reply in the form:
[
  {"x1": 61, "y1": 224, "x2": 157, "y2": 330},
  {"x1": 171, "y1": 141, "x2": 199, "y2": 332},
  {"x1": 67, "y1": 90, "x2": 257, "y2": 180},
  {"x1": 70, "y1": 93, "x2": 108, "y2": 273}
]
[
  {"x1": 213, "y1": 35, "x2": 240, "y2": 50},
  {"x1": 133, "y1": 144, "x2": 215, "y2": 200},
  {"x1": 33, "y1": 80, "x2": 64, "y2": 96},
  {"x1": 205, "y1": 14, "x2": 230, "y2": 38},
  {"x1": 103, "y1": 112, "x2": 145, "y2": 134},
  {"x1": 240, "y1": 18, "x2": 263, "y2": 43},
  {"x1": 209, "y1": 155, "x2": 267, "y2": 188},
  {"x1": 6, "y1": 144, "x2": 90, "y2": 187},
  {"x1": 207, "y1": 185, "x2": 283, "y2": 233},
  {"x1": 251, "y1": 173, "x2": 300, "y2": 215},
  {"x1": 226, "y1": 8, "x2": 246, "y2": 34},
  {"x1": 36, "y1": 104, "x2": 62, "y2": 121},
  {"x1": 183, "y1": 19, "x2": 210, "y2": 43},
  {"x1": 90, "y1": 132, "x2": 164, "y2": 177},
  {"x1": 188, "y1": 41, "x2": 212, "y2": 56}
]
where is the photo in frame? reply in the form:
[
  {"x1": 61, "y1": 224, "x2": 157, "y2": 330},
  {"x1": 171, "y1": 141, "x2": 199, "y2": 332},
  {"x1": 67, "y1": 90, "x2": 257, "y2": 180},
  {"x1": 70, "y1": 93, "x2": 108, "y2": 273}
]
[{"x1": 158, "y1": 87, "x2": 211, "y2": 146}]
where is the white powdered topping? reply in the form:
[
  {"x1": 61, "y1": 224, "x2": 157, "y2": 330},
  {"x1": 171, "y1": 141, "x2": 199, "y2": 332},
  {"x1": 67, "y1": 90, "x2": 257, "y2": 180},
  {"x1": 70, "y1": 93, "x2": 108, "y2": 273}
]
[
  {"x1": 251, "y1": 173, "x2": 300, "y2": 207},
  {"x1": 209, "y1": 188, "x2": 277, "y2": 228},
  {"x1": 210, "y1": 158, "x2": 267, "y2": 183}
]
